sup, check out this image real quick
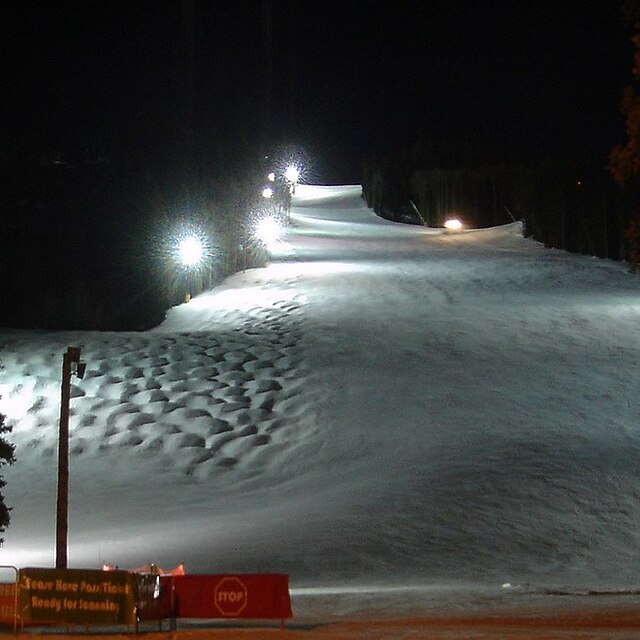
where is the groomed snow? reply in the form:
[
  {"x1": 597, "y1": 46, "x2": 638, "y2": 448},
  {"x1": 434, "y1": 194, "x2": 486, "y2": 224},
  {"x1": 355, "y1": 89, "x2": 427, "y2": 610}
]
[{"x1": 1, "y1": 184, "x2": 640, "y2": 617}]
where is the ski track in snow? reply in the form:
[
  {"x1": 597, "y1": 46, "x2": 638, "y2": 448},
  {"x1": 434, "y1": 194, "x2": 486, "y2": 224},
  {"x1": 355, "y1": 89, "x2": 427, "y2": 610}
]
[
  {"x1": 0, "y1": 286, "x2": 312, "y2": 481},
  {"x1": 1, "y1": 184, "x2": 640, "y2": 616}
]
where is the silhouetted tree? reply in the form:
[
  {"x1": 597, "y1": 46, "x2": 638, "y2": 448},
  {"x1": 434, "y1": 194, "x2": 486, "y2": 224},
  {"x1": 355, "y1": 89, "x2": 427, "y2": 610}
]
[
  {"x1": 609, "y1": 0, "x2": 640, "y2": 270},
  {"x1": 0, "y1": 411, "x2": 15, "y2": 544}
]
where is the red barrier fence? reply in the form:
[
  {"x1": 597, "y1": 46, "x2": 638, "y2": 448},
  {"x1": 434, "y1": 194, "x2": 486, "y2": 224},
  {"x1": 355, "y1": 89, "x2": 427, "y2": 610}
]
[
  {"x1": 0, "y1": 583, "x2": 16, "y2": 626},
  {"x1": 13, "y1": 569, "x2": 292, "y2": 628},
  {"x1": 168, "y1": 574, "x2": 292, "y2": 620}
]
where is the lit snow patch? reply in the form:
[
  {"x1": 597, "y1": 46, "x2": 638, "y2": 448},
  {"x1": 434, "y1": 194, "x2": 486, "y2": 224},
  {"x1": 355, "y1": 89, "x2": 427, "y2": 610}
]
[{"x1": 0, "y1": 383, "x2": 35, "y2": 420}]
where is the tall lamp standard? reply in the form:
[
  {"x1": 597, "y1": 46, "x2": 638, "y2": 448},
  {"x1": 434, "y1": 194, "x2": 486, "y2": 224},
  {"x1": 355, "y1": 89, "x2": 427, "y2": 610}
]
[
  {"x1": 284, "y1": 164, "x2": 300, "y2": 192},
  {"x1": 176, "y1": 235, "x2": 205, "y2": 302},
  {"x1": 56, "y1": 346, "x2": 86, "y2": 569}
]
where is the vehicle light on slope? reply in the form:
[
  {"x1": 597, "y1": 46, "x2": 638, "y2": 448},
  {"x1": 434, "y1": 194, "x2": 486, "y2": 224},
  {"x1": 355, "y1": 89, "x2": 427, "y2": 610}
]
[{"x1": 444, "y1": 218, "x2": 463, "y2": 232}]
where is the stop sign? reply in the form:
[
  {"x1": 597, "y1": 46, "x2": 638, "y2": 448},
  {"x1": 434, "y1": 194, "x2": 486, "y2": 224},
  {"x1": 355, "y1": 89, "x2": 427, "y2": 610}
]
[{"x1": 213, "y1": 576, "x2": 248, "y2": 616}]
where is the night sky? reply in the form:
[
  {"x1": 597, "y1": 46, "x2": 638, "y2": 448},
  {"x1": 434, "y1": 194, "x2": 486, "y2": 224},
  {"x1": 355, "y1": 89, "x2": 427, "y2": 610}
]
[{"x1": 1, "y1": 0, "x2": 633, "y2": 183}]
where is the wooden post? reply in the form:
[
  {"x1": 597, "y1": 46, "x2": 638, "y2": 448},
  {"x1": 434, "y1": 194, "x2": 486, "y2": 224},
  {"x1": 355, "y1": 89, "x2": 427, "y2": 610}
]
[{"x1": 56, "y1": 347, "x2": 81, "y2": 569}]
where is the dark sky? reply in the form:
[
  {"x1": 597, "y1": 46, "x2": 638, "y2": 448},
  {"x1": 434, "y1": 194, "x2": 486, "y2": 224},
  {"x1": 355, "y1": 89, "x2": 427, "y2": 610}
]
[{"x1": 1, "y1": 0, "x2": 633, "y2": 182}]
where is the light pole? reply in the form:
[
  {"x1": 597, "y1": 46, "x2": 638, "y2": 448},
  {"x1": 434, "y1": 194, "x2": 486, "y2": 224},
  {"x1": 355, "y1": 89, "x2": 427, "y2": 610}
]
[
  {"x1": 56, "y1": 346, "x2": 86, "y2": 569},
  {"x1": 284, "y1": 164, "x2": 300, "y2": 192},
  {"x1": 254, "y1": 215, "x2": 284, "y2": 249},
  {"x1": 176, "y1": 234, "x2": 205, "y2": 302},
  {"x1": 283, "y1": 165, "x2": 300, "y2": 223}
]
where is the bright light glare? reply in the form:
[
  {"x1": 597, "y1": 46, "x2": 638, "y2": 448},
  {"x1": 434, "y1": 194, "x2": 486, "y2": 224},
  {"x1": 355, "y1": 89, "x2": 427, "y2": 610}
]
[
  {"x1": 262, "y1": 187, "x2": 274, "y2": 199},
  {"x1": 284, "y1": 165, "x2": 300, "y2": 183},
  {"x1": 255, "y1": 216, "x2": 283, "y2": 247},
  {"x1": 267, "y1": 172, "x2": 276, "y2": 182},
  {"x1": 444, "y1": 218, "x2": 463, "y2": 231},
  {"x1": 177, "y1": 236, "x2": 204, "y2": 266}
]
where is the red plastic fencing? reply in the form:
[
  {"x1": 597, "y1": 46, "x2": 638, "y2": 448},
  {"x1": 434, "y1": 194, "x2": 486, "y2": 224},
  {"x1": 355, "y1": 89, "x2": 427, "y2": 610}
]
[
  {"x1": 0, "y1": 582, "x2": 16, "y2": 627},
  {"x1": 137, "y1": 574, "x2": 292, "y2": 622}
]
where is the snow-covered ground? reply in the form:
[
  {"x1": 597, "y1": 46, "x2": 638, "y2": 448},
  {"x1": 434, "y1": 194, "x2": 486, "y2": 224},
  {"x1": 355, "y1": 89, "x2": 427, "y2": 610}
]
[{"x1": 1, "y1": 184, "x2": 640, "y2": 617}]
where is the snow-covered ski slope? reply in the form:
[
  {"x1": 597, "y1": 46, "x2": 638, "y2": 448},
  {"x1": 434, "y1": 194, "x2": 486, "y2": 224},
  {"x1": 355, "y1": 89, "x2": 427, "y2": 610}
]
[{"x1": 1, "y1": 184, "x2": 640, "y2": 612}]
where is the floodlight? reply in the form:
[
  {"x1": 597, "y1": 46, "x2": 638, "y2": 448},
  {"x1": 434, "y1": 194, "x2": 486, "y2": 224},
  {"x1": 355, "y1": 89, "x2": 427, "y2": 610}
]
[
  {"x1": 177, "y1": 236, "x2": 204, "y2": 267},
  {"x1": 255, "y1": 216, "x2": 283, "y2": 247},
  {"x1": 284, "y1": 165, "x2": 300, "y2": 184}
]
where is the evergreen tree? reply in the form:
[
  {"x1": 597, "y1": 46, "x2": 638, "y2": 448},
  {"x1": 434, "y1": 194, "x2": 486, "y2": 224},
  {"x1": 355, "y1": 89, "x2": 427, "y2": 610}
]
[
  {"x1": 608, "y1": 0, "x2": 640, "y2": 270},
  {"x1": 0, "y1": 412, "x2": 15, "y2": 544}
]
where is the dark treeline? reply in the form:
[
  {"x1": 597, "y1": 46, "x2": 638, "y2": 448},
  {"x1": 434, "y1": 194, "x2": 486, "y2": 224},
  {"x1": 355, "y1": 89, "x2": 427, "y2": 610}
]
[
  {"x1": 0, "y1": 140, "x2": 280, "y2": 331},
  {"x1": 0, "y1": 1, "x2": 286, "y2": 332},
  {"x1": 362, "y1": 142, "x2": 638, "y2": 262}
]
